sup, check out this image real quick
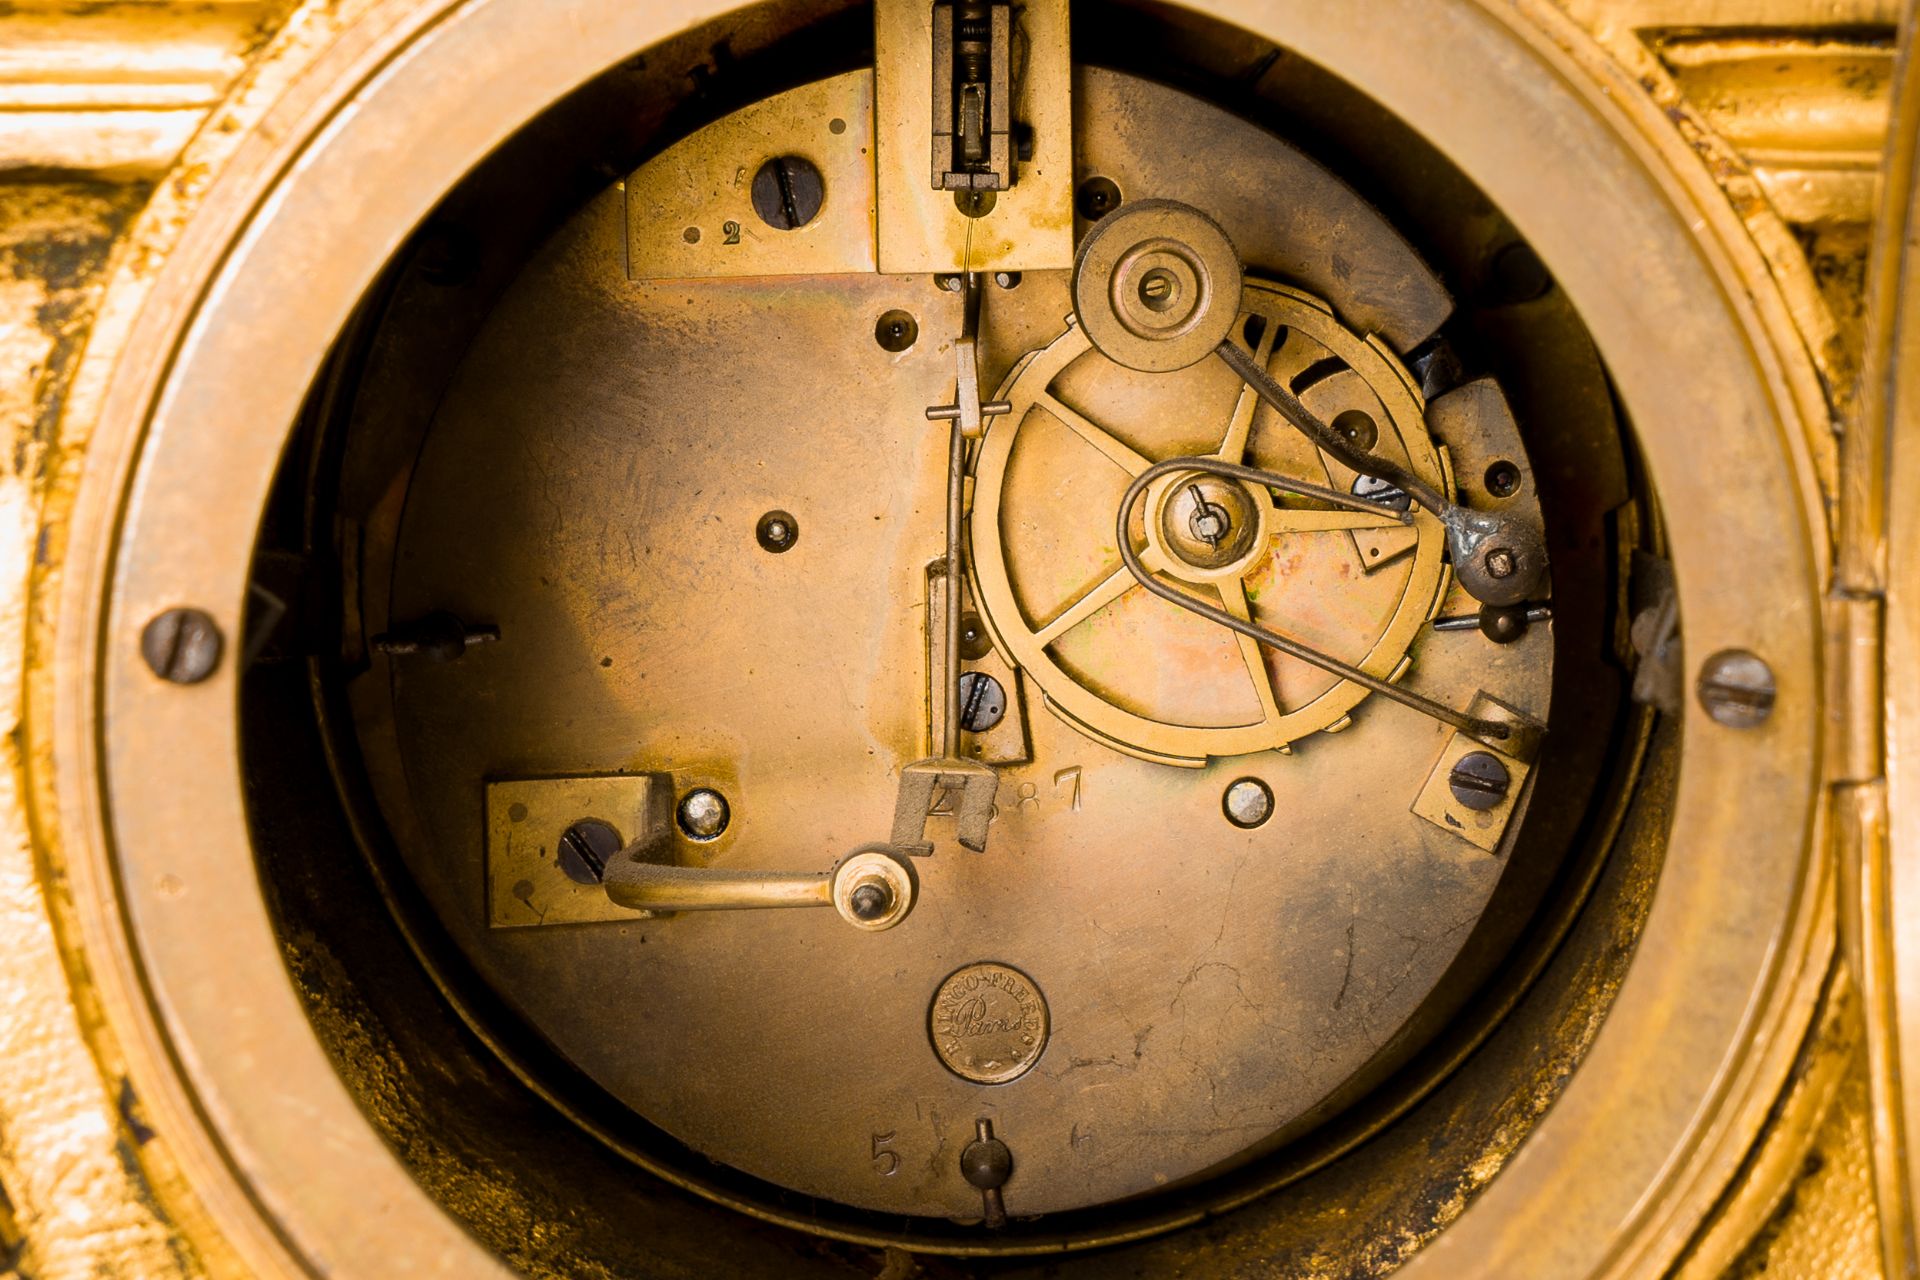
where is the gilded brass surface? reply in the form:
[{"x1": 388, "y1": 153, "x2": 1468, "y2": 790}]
[
  {"x1": 485, "y1": 773, "x2": 667, "y2": 927},
  {"x1": 873, "y1": 0, "x2": 1074, "y2": 273},
  {"x1": 624, "y1": 72, "x2": 877, "y2": 280},
  {"x1": 0, "y1": 0, "x2": 1902, "y2": 1275},
  {"x1": 346, "y1": 70, "x2": 1566, "y2": 1221}
]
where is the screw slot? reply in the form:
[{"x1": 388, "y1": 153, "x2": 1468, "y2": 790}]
[
  {"x1": 141, "y1": 607, "x2": 224, "y2": 685},
  {"x1": 1137, "y1": 267, "x2": 1181, "y2": 312},
  {"x1": 874, "y1": 310, "x2": 918, "y2": 353},
  {"x1": 1352, "y1": 474, "x2": 1412, "y2": 513},
  {"x1": 1697, "y1": 649, "x2": 1776, "y2": 728},
  {"x1": 750, "y1": 156, "x2": 825, "y2": 230},
  {"x1": 557, "y1": 819, "x2": 622, "y2": 885},
  {"x1": 957, "y1": 671, "x2": 1007, "y2": 733},
  {"x1": 1448, "y1": 752, "x2": 1511, "y2": 812}
]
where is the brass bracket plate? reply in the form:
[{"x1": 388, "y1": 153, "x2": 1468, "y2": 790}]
[
  {"x1": 1410, "y1": 693, "x2": 1538, "y2": 853},
  {"x1": 624, "y1": 72, "x2": 876, "y2": 281},
  {"x1": 874, "y1": 0, "x2": 1073, "y2": 273},
  {"x1": 485, "y1": 775, "x2": 661, "y2": 927}
]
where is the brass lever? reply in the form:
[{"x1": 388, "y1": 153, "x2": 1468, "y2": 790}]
[{"x1": 603, "y1": 843, "x2": 918, "y2": 932}]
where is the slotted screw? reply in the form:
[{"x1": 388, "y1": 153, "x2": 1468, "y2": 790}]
[{"x1": 141, "y1": 608, "x2": 223, "y2": 685}]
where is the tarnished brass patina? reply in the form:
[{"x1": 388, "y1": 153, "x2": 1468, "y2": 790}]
[{"x1": 0, "y1": 0, "x2": 1913, "y2": 1276}]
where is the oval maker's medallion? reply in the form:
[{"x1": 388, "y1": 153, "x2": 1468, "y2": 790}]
[{"x1": 929, "y1": 963, "x2": 1049, "y2": 1084}]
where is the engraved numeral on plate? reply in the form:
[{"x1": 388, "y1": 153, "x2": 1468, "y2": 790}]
[
  {"x1": 871, "y1": 1130, "x2": 899, "y2": 1176},
  {"x1": 1053, "y1": 765, "x2": 1083, "y2": 811},
  {"x1": 723, "y1": 219, "x2": 742, "y2": 245}
]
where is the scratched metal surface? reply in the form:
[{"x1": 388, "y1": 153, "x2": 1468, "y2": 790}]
[{"x1": 357, "y1": 74, "x2": 1556, "y2": 1218}]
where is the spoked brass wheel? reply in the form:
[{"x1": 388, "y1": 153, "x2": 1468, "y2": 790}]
[{"x1": 970, "y1": 280, "x2": 1459, "y2": 765}]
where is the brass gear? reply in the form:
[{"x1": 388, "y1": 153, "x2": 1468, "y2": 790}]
[{"x1": 968, "y1": 279, "x2": 1451, "y2": 765}]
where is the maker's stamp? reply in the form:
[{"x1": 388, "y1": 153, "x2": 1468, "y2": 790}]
[{"x1": 929, "y1": 962, "x2": 1049, "y2": 1084}]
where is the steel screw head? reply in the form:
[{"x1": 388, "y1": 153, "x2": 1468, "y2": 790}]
[
  {"x1": 677, "y1": 788, "x2": 730, "y2": 841},
  {"x1": 1448, "y1": 751, "x2": 1511, "y2": 812},
  {"x1": 1697, "y1": 649, "x2": 1776, "y2": 728},
  {"x1": 848, "y1": 881, "x2": 892, "y2": 921},
  {"x1": 957, "y1": 671, "x2": 1007, "y2": 733},
  {"x1": 756, "y1": 510, "x2": 798, "y2": 554},
  {"x1": 557, "y1": 819, "x2": 622, "y2": 885},
  {"x1": 992, "y1": 271, "x2": 1022, "y2": 289},
  {"x1": 1352, "y1": 474, "x2": 1412, "y2": 513},
  {"x1": 832, "y1": 849, "x2": 916, "y2": 930},
  {"x1": 749, "y1": 155, "x2": 824, "y2": 230},
  {"x1": 1484, "y1": 548, "x2": 1517, "y2": 580},
  {"x1": 1223, "y1": 777, "x2": 1274, "y2": 829},
  {"x1": 140, "y1": 607, "x2": 223, "y2": 685}
]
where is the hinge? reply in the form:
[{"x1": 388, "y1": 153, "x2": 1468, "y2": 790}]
[{"x1": 1825, "y1": 591, "x2": 1885, "y2": 787}]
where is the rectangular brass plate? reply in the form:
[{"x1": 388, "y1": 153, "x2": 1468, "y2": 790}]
[
  {"x1": 485, "y1": 775, "x2": 660, "y2": 927},
  {"x1": 624, "y1": 72, "x2": 876, "y2": 281},
  {"x1": 1410, "y1": 694, "x2": 1536, "y2": 853},
  {"x1": 874, "y1": 0, "x2": 1074, "y2": 273}
]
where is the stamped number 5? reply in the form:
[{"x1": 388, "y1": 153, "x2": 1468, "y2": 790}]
[{"x1": 871, "y1": 1131, "x2": 899, "y2": 1176}]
